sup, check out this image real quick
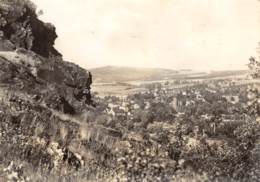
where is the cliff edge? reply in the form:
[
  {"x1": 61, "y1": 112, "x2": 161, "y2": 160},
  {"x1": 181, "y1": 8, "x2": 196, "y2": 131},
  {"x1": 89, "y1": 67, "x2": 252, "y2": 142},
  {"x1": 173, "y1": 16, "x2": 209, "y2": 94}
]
[{"x1": 0, "y1": 1, "x2": 99, "y2": 180}]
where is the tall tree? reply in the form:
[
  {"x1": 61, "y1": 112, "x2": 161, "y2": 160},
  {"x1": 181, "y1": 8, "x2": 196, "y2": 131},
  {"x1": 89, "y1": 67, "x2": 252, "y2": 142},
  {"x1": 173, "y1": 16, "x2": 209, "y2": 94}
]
[{"x1": 247, "y1": 55, "x2": 260, "y2": 117}]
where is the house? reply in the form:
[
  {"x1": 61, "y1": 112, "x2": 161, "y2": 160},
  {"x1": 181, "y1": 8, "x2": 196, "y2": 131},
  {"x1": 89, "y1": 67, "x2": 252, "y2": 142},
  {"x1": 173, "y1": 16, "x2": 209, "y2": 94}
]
[
  {"x1": 133, "y1": 104, "x2": 140, "y2": 110},
  {"x1": 223, "y1": 95, "x2": 239, "y2": 104}
]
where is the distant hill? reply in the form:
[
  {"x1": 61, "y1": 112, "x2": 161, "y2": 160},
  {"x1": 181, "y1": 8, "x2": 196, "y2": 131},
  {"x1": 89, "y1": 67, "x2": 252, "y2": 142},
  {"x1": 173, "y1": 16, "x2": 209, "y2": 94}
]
[
  {"x1": 189, "y1": 70, "x2": 249, "y2": 79},
  {"x1": 90, "y1": 66, "x2": 249, "y2": 83},
  {"x1": 90, "y1": 66, "x2": 179, "y2": 83}
]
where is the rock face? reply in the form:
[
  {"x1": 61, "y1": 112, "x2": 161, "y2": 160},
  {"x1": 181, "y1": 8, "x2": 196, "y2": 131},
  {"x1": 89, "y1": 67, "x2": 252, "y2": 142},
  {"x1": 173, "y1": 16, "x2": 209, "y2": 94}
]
[
  {"x1": 0, "y1": 51, "x2": 92, "y2": 112},
  {"x1": 0, "y1": 0, "x2": 60, "y2": 57},
  {"x1": 0, "y1": 0, "x2": 93, "y2": 110},
  {"x1": 0, "y1": 1, "x2": 99, "y2": 180}
]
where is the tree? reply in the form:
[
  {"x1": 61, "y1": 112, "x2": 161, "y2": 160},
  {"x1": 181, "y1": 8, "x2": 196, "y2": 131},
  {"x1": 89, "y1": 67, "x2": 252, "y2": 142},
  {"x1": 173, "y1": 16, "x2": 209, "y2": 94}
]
[
  {"x1": 248, "y1": 57, "x2": 260, "y2": 79},
  {"x1": 248, "y1": 57, "x2": 260, "y2": 117}
]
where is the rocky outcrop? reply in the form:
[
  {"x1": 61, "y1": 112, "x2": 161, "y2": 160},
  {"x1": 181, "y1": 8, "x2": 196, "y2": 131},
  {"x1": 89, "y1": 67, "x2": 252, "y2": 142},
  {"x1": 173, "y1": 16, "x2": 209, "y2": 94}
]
[
  {"x1": 0, "y1": 1, "x2": 102, "y2": 180},
  {"x1": 0, "y1": 51, "x2": 92, "y2": 112},
  {"x1": 0, "y1": 0, "x2": 93, "y2": 111},
  {"x1": 0, "y1": 0, "x2": 60, "y2": 57}
]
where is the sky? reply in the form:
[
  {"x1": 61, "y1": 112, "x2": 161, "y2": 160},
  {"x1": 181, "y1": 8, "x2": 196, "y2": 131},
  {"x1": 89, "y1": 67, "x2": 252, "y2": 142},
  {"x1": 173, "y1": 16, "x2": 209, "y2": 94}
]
[{"x1": 32, "y1": 0, "x2": 260, "y2": 71}]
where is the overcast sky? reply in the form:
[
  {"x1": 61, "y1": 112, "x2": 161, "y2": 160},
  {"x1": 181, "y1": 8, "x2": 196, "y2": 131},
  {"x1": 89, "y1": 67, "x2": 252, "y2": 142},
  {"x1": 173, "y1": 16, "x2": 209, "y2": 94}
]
[{"x1": 32, "y1": 0, "x2": 260, "y2": 71}]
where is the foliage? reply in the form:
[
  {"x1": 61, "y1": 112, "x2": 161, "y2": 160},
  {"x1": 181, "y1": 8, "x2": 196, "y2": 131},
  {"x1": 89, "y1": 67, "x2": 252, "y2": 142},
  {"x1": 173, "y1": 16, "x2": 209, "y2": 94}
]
[
  {"x1": 247, "y1": 57, "x2": 260, "y2": 117},
  {"x1": 249, "y1": 57, "x2": 260, "y2": 79}
]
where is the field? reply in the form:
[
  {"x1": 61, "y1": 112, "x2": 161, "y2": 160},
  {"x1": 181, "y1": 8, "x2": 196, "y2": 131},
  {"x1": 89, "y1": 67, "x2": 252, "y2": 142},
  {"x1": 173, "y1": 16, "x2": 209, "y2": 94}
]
[{"x1": 92, "y1": 75, "x2": 256, "y2": 98}]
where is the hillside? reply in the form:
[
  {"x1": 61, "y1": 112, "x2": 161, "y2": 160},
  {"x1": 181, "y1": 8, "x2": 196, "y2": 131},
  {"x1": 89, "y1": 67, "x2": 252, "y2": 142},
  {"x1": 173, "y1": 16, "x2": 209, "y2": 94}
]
[
  {"x1": 0, "y1": 1, "x2": 258, "y2": 181},
  {"x1": 0, "y1": 1, "x2": 102, "y2": 181}
]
